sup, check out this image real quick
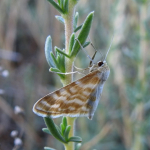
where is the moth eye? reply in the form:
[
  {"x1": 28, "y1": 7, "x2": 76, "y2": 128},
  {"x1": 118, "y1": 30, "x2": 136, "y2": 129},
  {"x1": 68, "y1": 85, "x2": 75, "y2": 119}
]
[{"x1": 98, "y1": 61, "x2": 104, "y2": 67}]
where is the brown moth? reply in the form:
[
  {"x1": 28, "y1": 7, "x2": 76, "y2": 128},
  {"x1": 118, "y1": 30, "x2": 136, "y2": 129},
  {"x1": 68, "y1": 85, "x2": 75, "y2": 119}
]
[{"x1": 33, "y1": 60, "x2": 110, "y2": 120}]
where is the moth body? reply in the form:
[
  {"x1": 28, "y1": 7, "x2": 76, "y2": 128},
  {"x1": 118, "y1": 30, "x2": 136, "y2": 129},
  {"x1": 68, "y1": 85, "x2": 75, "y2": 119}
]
[{"x1": 33, "y1": 61, "x2": 110, "y2": 120}]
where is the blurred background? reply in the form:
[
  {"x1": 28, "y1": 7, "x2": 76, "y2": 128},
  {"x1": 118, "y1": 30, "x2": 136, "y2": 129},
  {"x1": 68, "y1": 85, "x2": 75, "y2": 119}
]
[{"x1": 0, "y1": 0, "x2": 150, "y2": 150}]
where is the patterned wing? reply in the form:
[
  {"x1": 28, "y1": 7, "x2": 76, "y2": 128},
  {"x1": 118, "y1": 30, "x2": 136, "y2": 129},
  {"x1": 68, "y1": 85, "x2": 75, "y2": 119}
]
[{"x1": 33, "y1": 70, "x2": 102, "y2": 119}]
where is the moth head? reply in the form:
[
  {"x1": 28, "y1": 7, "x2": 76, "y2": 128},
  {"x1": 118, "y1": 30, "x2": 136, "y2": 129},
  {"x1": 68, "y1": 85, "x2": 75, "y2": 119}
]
[
  {"x1": 97, "y1": 61, "x2": 104, "y2": 67},
  {"x1": 89, "y1": 61, "x2": 107, "y2": 72},
  {"x1": 97, "y1": 61, "x2": 109, "y2": 70}
]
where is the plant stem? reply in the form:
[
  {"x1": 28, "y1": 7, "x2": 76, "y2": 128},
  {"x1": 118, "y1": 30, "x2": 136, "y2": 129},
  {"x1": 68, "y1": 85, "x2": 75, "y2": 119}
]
[
  {"x1": 62, "y1": 0, "x2": 77, "y2": 85},
  {"x1": 64, "y1": 117, "x2": 76, "y2": 150},
  {"x1": 62, "y1": 0, "x2": 78, "y2": 150}
]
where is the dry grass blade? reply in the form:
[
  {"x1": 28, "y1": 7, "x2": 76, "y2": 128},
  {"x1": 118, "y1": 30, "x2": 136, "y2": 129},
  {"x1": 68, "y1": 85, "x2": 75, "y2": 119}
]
[{"x1": 80, "y1": 123, "x2": 112, "y2": 150}]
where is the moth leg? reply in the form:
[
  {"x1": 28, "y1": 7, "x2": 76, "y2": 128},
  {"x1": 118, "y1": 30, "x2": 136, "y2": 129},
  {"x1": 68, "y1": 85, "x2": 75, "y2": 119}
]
[
  {"x1": 49, "y1": 69, "x2": 85, "y2": 75},
  {"x1": 73, "y1": 65, "x2": 89, "y2": 71},
  {"x1": 73, "y1": 65, "x2": 89, "y2": 75},
  {"x1": 75, "y1": 38, "x2": 93, "y2": 63},
  {"x1": 89, "y1": 50, "x2": 97, "y2": 67}
]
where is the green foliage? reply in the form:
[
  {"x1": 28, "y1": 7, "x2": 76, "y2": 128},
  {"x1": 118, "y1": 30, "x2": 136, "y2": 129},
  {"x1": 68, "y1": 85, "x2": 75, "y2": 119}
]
[
  {"x1": 45, "y1": 38, "x2": 66, "y2": 79},
  {"x1": 68, "y1": 33, "x2": 75, "y2": 54},
  {"x1": 75, "y1": 143, "x2": 82, "y2": 150},
  {"x1": 44, "y1": 117, "x2": 67, "y2": 143},
  {"x1": 70, "y1": 12, "x2": 94, "y2": 58},
  {"x1": 68, "y1": 136, "x2": 82, "y2": 142},
  {"x1": 42, "y1": 128, "x2": 51, "y2": 135},
  {"x1": 55, "y1": 47, "x2": 70, "y2": 58},
  {"x1": 45, "y1": 11, "x2": 94, "y2": 83},
  {"x1": 44, "y1": 117, "x2": 82, "y2": 144},
  {"x1": 73, "y1": 12, "x2": 79, "y2": 30},
  {"x1": 47, "y1": 0, "x2": 64, "y2": 14},
  {"x1": 73, "y1": 12, "x2": 83, "y2": 32},
  {"x1": 50, "y1": 51, "x2": 65, "y2": 80},
  {"x1": 55, "y1": 11, "x2": 83, "y2": 32},
  {"x1": 55, "y1": 15, "x2": 65, "y2": 24},
  {"x1": 47, "y1": 0, "x2": 79, "y2": 14},
  {"x1": 83, "y1": 41, "x2": 90, "y2": 48},
  {"x1": 74, "y1": 24, "x2": 82, "y2": 32},
  {"x1": 45, "y1": 36, "x2": 55, "y2": 68}
]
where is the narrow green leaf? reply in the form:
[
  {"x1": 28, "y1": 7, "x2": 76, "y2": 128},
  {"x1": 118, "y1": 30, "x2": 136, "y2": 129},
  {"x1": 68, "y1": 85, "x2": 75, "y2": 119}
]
[
  {"x1": 44, "y1": 117, "x2": 67, "y2": 143},
  {"x1": 69, "y1": 33, "x2": 75, "y2": 54},
  {"x1": 56, "y1": 54, "x2": 62, "y2": 69},
  {"x1": 47, "y1": 0, "x2": 64, "y2": 14},
  {"x1": 49, "y1": 67, "x2": 61, "y2": 73},
  {"x1": 55, "y1": 47, "x2": 70, "y2": 58},
  {"x1": 56, "y1": 53, "x2": 60, "y2": 63},
  {"x1": 55, "y1": 16, "x2": 65, "y2": 24},
  {"x1": 42, "y1": 128, "x2": 51, "y2": 135},
  {"x1": 45, "y1": 36, "x2": 55, "y2": 67},
  {"x1": 74, "y1": 12, "x2": 79, "y2": 30},
  {"x1": 70, "y1": 11, "x2": 94, "y2": 58},
  {"x1": 49, "y1": 67, "x2": 65, "y2": 79},
  {"x1": 63, "y1": 0, "x2": 68, "y2": 13},
  {"x1": 61, "y1": 0, "x2": 64, "y2": 11},
  {"x1": 64, "y1": 125, "x2": 71, "y2": 140},
  {"x1": 68, "y1": 136, "x2": 82, "y2": 143},
  {"x1": 60, "y1": 49, "x2": 65, "y2": 72},
  {"x1": 60, "y1": 123, "x2": 65, "y2": 135},
  {"x1": 44, "y1": 147, "x2": 56, "y2": 150},
  {"x1": 75, "y1": 143, "x2": 82, "y2": 150},
  {"x1": 83, "y1": 41, "x2": 90, "y2": 48},
  {"x1": 60, "y1": 0, "x2": 63, "y2": 8},
  {"x1": 62, "y1": 117, "x2": 67, "y2": 127},
  {"x1": 55, "y1": 124, "x2": 63, "y2": 135},
  {"x1": 57, "y1": 0, "x2": 60, "y2": 5},
  {"x1": 54, "y1": 47, "x2": 66, "y2": 73},
  {"x1": 50, "y1": 52, "x2": 59, "y2": 69},
  {"x1": 59, "y1": 49, "x2": 65, "y2": 73},
  {"x1": 74, "y1": 24, "x2": 82, "y2": 32}
]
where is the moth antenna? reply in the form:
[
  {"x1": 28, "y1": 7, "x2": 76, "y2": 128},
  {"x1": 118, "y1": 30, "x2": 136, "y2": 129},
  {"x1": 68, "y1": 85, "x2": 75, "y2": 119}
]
[
  {"x1": 88, "y1": 36, "x2": 104, "y2": 60},
  {"x1": 103, "y1": 34, "x2": 114, "y2": 61},
  {"x1": 75, "y1": 38, "x2": 94, "y2": 64}
]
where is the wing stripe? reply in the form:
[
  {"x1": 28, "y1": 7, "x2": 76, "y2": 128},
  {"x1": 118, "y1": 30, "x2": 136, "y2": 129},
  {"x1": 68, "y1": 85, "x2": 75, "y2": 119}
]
[{"x1": 33, "y1": 70, "x2": 101, "y2": 119}]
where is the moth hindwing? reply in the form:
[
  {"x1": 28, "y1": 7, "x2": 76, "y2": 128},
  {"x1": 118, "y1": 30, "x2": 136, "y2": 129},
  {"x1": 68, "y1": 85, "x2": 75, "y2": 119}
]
[{"x1": 33, "y1": 61, "x2": 110, "y2": 120}]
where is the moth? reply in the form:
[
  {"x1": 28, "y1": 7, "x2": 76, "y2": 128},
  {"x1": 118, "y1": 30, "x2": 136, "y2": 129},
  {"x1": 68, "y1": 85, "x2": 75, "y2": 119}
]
[{"x1": 33, "y1": 39, "x2": 112, "y2": 120}]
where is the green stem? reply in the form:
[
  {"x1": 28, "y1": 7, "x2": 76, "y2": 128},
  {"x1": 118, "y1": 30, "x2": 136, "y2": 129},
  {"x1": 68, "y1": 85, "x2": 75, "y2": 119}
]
[
  {"x1": 62, "y1": 0, "x2": 78, "y2": 150},
  {"x1": 64, "y1": 117, "x2": 76, "y2": 150},
  {"x1": 62, "y1": 0, "x2": 77, "y2": 85}
]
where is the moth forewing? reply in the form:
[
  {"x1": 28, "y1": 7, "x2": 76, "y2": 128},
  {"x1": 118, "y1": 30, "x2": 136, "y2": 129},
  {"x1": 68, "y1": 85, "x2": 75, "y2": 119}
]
[{"x1": 33, "y1": 62, "x2": 110, "y2": 120}]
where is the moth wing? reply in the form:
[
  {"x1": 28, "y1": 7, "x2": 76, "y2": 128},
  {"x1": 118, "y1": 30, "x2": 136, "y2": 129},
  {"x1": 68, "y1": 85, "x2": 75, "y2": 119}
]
[{"x1": 33, "y1": 70, "x2": 101, "y2": 119}]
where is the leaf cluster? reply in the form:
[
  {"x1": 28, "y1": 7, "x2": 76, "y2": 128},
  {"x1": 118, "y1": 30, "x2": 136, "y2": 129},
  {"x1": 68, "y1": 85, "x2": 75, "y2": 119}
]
[
  {"x1": 47, "y1": 0, "x2": 69, "y2": 14},
  {"x1": 45, "y1": 11, "x2": 94, "y2": 81},
  {"x1": 43, "y1": 117, "x2": 82, "y2": 149}
]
